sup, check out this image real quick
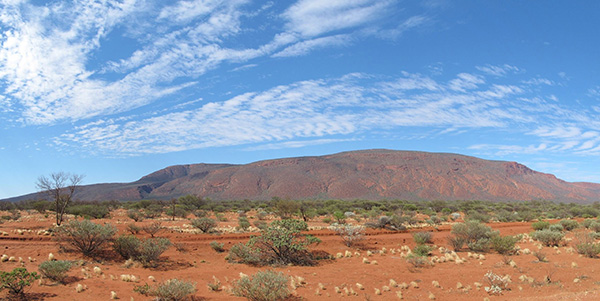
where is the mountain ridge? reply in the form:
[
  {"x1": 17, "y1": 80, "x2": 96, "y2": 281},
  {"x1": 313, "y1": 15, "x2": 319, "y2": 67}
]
[{"x1": 4, "y1": 149, "x2": 600, "y2": 203}]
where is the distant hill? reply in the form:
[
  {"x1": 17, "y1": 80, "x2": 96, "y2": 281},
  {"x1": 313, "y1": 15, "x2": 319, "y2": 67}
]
[{"x1": 4, "y1": 149, "x2": 600, "y2": 203}]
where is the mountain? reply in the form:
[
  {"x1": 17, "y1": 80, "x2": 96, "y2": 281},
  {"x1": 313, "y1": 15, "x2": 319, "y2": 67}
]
[{"x1": 5, "y1": 149, "x2": 600, "y2": 203}]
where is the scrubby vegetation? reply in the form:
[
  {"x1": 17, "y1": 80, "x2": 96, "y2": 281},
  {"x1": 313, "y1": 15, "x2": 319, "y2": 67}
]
[
  {"x1": 0, "y1": 268, "x2": 40, "y2": 298},
  {"x1": 228, "y1": 219, "x2": 321, "y2": 266},
  {"x1": 232, "y1": 270, "x2": 290, "y2": 301},
  {"x1": 38, "y1": 260, "x2": 72, "y2": 284},
  {"x1": 54, "y1": 220, "x2": 116, "y2": 257}
]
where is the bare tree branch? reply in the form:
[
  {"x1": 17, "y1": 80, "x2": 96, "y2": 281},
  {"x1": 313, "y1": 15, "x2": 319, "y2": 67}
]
[{"x1": 37, "y1": 172, "x2": 84, "y2": 226}]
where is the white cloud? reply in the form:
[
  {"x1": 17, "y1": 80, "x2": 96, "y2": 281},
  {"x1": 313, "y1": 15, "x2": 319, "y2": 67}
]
[
  {"x1": 56, "y1": 71, "x2": 537, "y2": 155},
  {"x1": 272, "y1": 34, "x2": 352, "y2": 57},
  {"x1": 448, "y1": 73, "x2": 485, "y2": 92},
  {"x1": 282, "y1": 0, "x2": 392, "y2": 37},
  {"x1": 475, "y1": 64, "x2": 520, "y2": 77}
]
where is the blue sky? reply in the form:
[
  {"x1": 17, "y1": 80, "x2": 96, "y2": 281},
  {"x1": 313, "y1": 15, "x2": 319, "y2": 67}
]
[{"x1": 1, "y1": 0, "x2": 600, "y2": 199}]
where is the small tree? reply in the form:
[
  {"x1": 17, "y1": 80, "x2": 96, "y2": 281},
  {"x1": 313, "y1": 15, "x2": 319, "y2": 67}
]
[
  {"x1": 191, "y1": 218, "x2": 217, "y2": 233},
  {"x1": 37, "y1": 172, "x2": 84, "y2": 226},
  {"x1": 0, "y1": 268, "x2": 40, "y2": 298}
]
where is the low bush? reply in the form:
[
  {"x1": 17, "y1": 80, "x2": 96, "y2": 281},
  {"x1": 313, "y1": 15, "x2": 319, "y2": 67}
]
[
  {"x1": 141, "y1": 222, "x2": 164, "y2": 238},
  {"x1": 447, "y1": 236, "x2": 466, "y2": 251},
  {"x1": 113, "y1": 235, "x2": 142, "y2": 260},
  {"x1": 406, "y1": 254, "x2": 430, "y2": 268},
  {"x1": 490, "y1": 235, "x2": 520, "y2": 255},
  {"x1": 413, "y1": 232, "x2": 433, "y2": 244},
  {"x1": 135, "y1": 278, "x2": 196, "y2": 301},
  {"x1": 329, "y1": 224, "x2": 365, "y2": 247},
  {"x1": 210, "y1": 241, "x2": 225, "y2": 253},
  {"x1": 0, "y1": 268, "x2": 40, "y2": 298},
  {"x1": 238, "y1": 217, "x2": 251, "y2": 231},
  {"x1": 137, "y1": 238, "x2": 172, "y2": 267},
  {"x1": 559, "y1": 219, "x2": 580, "y2": 231},
  {"x1": 228, "y1": 219, "x2": 320, "y2": 266},
  {"x1": 531, "y1": 230, "x2": 564, "y2": 247},
  {"x1": 548, "y1": 224, "x2": 564, "y2": 232},
  {"x1": 66, "y1": 204, "x2": 109, "y2": 219},
  {"x1": 113, "y1": 235, "x2": 171, "y2": 267},
  {"x1": 450, "y1": 221, "x2": 498, "y2": 252},
  {"x1": 412, "y1": 244, "x2": 433, "y2": 257},
  {"x1": 575, "y1": 241, "x2": 600, "y2": 258},
  {"x1": 127, "y1": 209, "x2": 144, "y2": 222},
  {"x1": 38, "y1": 260, "x2": 72, "y2": 284},
  {"x1": 191, "y1": 218, "x2": 217, "y2": 233},
  {"x1": 531, "y1": 220, "x2": 550, "y2": 231},
  {"x1": 232, "y1": 270, "x2": 290, "y2": 301},
  {"x1": 126, "y1": 223, "x2": 141, "y2": 234},
  {"x1": 54, "y1": 220, "x2": 117, "y2": 257}
]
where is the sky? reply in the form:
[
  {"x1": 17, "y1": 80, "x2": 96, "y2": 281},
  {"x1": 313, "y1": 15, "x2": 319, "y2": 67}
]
[{"x1": 1, "y1": 0, "x2": 600, "y2": 199}]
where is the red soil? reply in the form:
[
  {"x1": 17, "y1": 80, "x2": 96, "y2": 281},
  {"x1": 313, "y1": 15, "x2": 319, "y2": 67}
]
[{"x1": 1, "y1": 210, "x2": 600, "y2": 300}]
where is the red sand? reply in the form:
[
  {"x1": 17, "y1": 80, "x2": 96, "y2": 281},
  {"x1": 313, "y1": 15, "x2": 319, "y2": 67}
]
[{"x1": 1, "y1": 210, "x2": 600, "y2": 300}]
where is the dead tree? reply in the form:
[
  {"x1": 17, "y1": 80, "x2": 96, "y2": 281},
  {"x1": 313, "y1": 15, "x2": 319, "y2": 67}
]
[{"x1": 36, "y1": 172, "x2": 84, "y2": 226}]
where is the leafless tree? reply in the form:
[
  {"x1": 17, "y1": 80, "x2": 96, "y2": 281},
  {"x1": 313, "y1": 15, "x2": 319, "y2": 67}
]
[{"x1": 36, "y1": 172, "x2": 84, "y2": 226}]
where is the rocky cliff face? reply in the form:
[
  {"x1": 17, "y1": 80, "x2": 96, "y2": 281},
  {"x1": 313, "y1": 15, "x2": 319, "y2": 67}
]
[{"x1": 6, "y1": 149, "x2": 600, "y2": 203}]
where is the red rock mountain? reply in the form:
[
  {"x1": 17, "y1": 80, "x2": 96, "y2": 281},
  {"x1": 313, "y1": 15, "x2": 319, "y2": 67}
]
[{"x1": 6, "y1": 150, "x2": 600, "y2": 203}]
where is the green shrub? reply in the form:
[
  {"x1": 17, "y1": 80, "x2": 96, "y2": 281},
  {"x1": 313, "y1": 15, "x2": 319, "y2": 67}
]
[
  {"x1": 232, "y1": 270, "x2": 290, "y2": 301},
  {"x1": 66, "y1": 204, "x2": 109, "y2": 219},
  {"x1": 559, "y1": 219, "x2": 579, "y2": 231},
  {"x1": 253, "y1": 220, "x2": 268, "y2": 230},
  {"x1": 127, "y1": 209, "x2": 144, "y2": 222},
  {"x1": 548, "y1": 224, "x2": 564, "y2": 232},
  {"x1": 113, "y1": 235, "x2": 171, "y2": 267},
  {"x1": 127, "y1": 223, "x2": 141, "y2": 234},
  {"x1": 589, "y1": 221, "x2": 600, "y2": 232},
  {"x1": 406, "y1": 253, "x2": 430, "y2": 268},
  {"x1": 238, "y1": 217, "x2": 251, "y2": 231},
  {"x1": 113, "y1": 235, "x2": 142, "y2": 260},
  {"x1": 135, "y1": 278, "x2": 196, "y2": 301},
  {"x1": 531, "y1": 230, "x2": 564, "y2": 247},
  {"x1": 447, "y1": 236, "x2": 466, "y2": 251},
  {"x1": 0, "y1": 268, "x2": 40, "y2": 297},
  {"x1": 191, "y1": 217, "x2": 217, "y2": 233},
  {"x1": 465, "y1": 211, "x2": 491, "y2": 223},
  {"x1": 531, "y1": 220, "x2": 550, "y2": 231},
  {"x1": 228, "y1": 219, "x2": 320, "y2": 266},
  {"x1": 467, "y1": 238, "x2": 491, "y2": 253},
  {"x1": 412, "y1": 244, "x2": 433, "y2": 256},
  {"x1": 137, "y1": 238, "x2": 172, "y2": 267},
  {"x1": 581, "y1": 219, "x2": 595, "y2": 229},
  {"x1": 54, "y1": 220, "x2": 117, "y2": 257},
  {"x1": 38, "y1": 260, "x2": 72, "y2": 284},
  {"x1": 413, "y1": 232, "x2": 433, "y2": 244},
  {"x1": 210, "y1": 241, "x2": 225, "y2": 253},
  {"x1": 576, "y1": 242, "x2": 600, "y2": 258},
  {"x1": 450, "y1": 221, "x2": 497, "y2": 252},
  {"x1": 490, "y1": 235, "x2": 520, "y2": 255}
]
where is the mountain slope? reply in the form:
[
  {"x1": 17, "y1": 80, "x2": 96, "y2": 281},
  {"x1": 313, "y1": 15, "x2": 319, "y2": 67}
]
[{"x1": 5, "y1": 150, "x2": 600, "y2": 203}]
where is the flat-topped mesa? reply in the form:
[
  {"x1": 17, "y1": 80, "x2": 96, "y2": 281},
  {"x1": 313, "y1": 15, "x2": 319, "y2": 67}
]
[{"x1": 3, "y1": 149, "x2": 600, "y2": 203}]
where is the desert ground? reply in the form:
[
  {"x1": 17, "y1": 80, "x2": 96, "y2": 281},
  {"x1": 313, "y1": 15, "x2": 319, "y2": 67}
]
[{"x1": 1, "y1": 209, "x2": 600, "y2": 300}]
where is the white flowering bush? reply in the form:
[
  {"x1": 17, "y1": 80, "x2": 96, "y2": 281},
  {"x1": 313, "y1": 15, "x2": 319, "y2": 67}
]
[
  {"x1": 329, "y1": 223, "x2": 365, "y2": 247},
  {"x1": 483, "y1": 271, "x2": 510, "y2": 295}
]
